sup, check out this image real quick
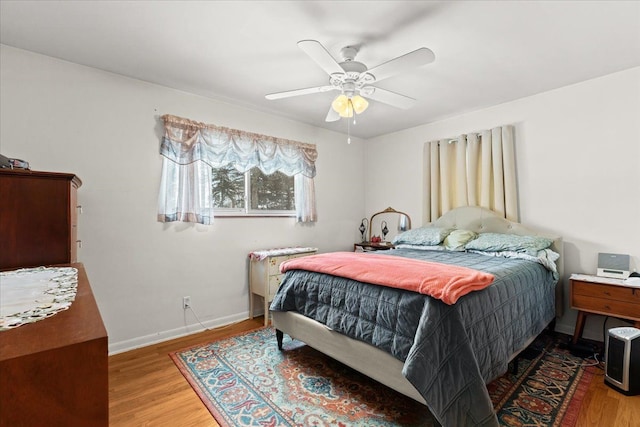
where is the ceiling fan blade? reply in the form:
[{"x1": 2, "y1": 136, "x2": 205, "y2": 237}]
[
  {"x1": 363, "y1": 87, "x2": 417, "y2": 110},
  {"x1": 265, "y1": 85, "x2": 336, "y2": 100},
  {"x1": 298, "y1": 40, "x2": 344, "y2": 76},
  {"x1": 325, "y1": 106, "x2": 340, "y2": 122},
  {"x1": 366, "y1": 47, "x2": 435, "y2": 82}
]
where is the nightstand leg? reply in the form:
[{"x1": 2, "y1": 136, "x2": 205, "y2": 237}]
[
  {"x1": 249, "y1": 261, "x2": 254, "y2": 320},
  {"x1": 264, "y1": 297, "x2": 269, "y2": 327},
  {"x1": 572, "y1": 311, "x2": 587, "y2": 345}
]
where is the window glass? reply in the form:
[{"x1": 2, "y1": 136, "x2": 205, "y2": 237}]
[
  {"x1": 211, "y1": 167, "x2": 295, "y2": 214},
  {"x1": 249, "y1": 169, "x2": 294, "y2": 211},
  {"x1": 211, "y1": 166, "x2": 245, "y2": 209}
]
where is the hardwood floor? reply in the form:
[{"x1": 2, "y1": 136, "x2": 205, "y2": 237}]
[
  {"x1": 109, "y1": 318, "x2": 640, "y2": 426},
  {"x1": 109, "y1": 318, "x2": 265, "y2": 427}
]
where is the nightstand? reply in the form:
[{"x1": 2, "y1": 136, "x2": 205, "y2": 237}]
[
  {"x1": 353, "y1": 242, "x2": 395, "y2": 252},
  {"x1": 570, "y1": 274, "x2": 640, "y2": 344},
  {"x1": 249, "y1": 247, "x2": 317, "y2": 326}
]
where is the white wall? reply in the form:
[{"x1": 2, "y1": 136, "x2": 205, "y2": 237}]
[
  {"x1": 3, "y1": 43, "x2": 638, "y2": 352},
  {"x1": 0, "y1": 45, "x2": 365, "y2": 353},
  {"x1": 365, "y1": 67, "x2": 640, "y2": 340}
]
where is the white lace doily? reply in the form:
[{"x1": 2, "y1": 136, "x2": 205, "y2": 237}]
[{"x1": 0, "y1": 266, "x2": 78, "y2": 331}]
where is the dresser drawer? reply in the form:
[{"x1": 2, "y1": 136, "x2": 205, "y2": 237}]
[{"x1": 572, "y1": 280, "x2": 640, "y2": 303}]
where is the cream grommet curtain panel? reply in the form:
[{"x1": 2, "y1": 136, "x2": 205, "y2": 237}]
[
  {"x1": 158, "y1": 114, "x2": 318, "y2": 224},
  {"x1": 423, "y1": 125, "x2": 517, "y2": 223}
]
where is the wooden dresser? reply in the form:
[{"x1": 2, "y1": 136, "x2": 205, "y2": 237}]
[
  {"x1": 0, "y1": 264, "x2": 108, "y2": 427},
  {"x1": 0, "y1": 170, "x2": 108, "y2": 426},
  {"x1": 0, "y1": 169, "x2": 81, "y2": 269}
]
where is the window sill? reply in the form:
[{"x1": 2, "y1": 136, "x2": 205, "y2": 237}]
[{"x1": 214, "y1": 213, "x2": 296, "y2": 218}]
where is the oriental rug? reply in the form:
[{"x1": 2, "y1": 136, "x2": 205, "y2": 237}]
[{"x1": 170, "y1": 327, "x2": 596, "y2": 427}]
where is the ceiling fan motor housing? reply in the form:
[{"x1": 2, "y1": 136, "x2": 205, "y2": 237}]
[
  {"x1": 342, "y1": 81, "x2": 356, "y2": 97},
  {"x1": 340, "y1": 60, "x2": 367, "y2": 74}
]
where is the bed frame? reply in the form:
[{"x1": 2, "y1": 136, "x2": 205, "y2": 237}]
[{"x1": 272, "y1": 206, "x2": 563, "y2": 405}]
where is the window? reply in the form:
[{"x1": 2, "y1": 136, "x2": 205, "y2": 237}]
[
  {"x1": 212, "y1": 166, "x2": 295, "y2": 215},
  {"x1": 158, "y1": 114, "x2": 317, "y2": 225}
]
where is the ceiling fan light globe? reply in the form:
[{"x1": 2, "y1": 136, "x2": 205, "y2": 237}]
[
  {"x1": 337, "y1": 101, "x2": 353, "y2": 118},
  {"x1": 331, "y1": 94, "x2": 349, "y2": 115},
  {"x1": 351, "y1": 95, "x2": 369, "y2": 114}
]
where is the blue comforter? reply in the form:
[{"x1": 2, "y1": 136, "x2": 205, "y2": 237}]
[{"x1": 270, "y1": 248, "x2": 557, "y2": 426}]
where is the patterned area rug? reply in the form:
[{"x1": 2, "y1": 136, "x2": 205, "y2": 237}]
[
  {"x1": 488, "y1": 333, "x2": 596, "y2": 427},
  {"x1": 170, "y1": 327, "x2": 596, "y2": 427}
]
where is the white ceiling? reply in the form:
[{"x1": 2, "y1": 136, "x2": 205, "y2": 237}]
[{"x1": 1, "y1": 1, "x2": 639, "y2": 139}]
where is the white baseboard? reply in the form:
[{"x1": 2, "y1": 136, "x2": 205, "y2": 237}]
[
  {"x1": 108, "y1": 311, "x2": 252, "y2": 355},
  {"x1": 554, "y1": 316, "x2": 635, "y2": 343},
  {"x1": 108, "y1": 311, "x2": 626, "y2": 355},
  {"x1": 555, "y1": 319, "x2": 604, "y2": 341},
  {"x1": 554, "y1": 322, "x2": 578, "y2": 338}
]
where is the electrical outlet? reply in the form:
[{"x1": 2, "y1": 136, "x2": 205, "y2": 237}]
[{"x1": 183, "y1": 296, "x2": 191, "y2": 310}]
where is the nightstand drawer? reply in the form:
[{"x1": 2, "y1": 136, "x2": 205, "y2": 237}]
[
  {"x1": 268, "y1": 274, "x2": 284, "y2": 296},
  {"x1": 572, "y1": 280, "x2": 640, "y2": 303},
  {"x1": 572, "y1": 294, "x2": 640, "y2": 320},
  {"x1": 268, "y1": 255, "x2": 287, "y2": 275}
]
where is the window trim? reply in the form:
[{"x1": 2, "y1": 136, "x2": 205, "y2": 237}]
[{"x1": 212, "y1": 212, "x2": 296, "y2": 218}]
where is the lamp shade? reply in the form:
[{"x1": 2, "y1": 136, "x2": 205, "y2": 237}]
[
  {"x1": 331, "y1": 94, "x2": 369, "y2": 118},
  {"x1": 331, "y1": 95, "x2": 352, "y2": 117},
  {"x1": 351, "y1": 95, "x2": 369, "y2": 114}
]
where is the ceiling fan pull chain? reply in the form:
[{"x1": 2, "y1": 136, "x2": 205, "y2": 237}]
[
  {"x1": 350, "y1": 99, "x2": 357, "y2": 125},
  {"x1": 347, "y1": 111, "x2": 351, "y2": 144}
]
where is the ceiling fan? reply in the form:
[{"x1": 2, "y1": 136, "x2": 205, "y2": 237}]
[{"x1": 265, "y1": 40, "x2": 435, "y2": 122}]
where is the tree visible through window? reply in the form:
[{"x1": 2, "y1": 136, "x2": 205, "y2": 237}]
[
  {"x1": 250, "y1": 169, "x2": 294, "y2": 211},
  {"x1": 212, "y1": 165, "x2": 244, "y2": 208},
  {"x1": 211, "y1": 166, "x2": 295, "y2": 213}
]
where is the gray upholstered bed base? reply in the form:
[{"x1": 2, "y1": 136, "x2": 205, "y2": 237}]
[{"x1": 272, "y1": 311, "x2": 545, "y2": 405}]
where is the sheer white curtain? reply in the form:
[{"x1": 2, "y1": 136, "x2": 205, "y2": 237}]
[
  {"x1": 423, "y1": 125, "x2": 517, "y2": 222},
  {"x1": 158, "y1": 114, "x2": 318, "y2": 224}
]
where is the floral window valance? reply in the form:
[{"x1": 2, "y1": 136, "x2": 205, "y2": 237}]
[
  {"x1": 158, "y1": 114, "x2": 318, "y2": 224},
  {"x1": 160, "y1": 114, "x2": 317, "y2": 177}
]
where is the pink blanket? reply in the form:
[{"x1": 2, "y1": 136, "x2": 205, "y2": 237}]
[{"x1": 280, "y1": 252, "x2": 495, "y2": 305}]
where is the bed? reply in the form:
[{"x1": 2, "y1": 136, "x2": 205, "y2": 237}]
[{"x1": 270, "y1": 206, "x2": 563, "y2": 427}]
